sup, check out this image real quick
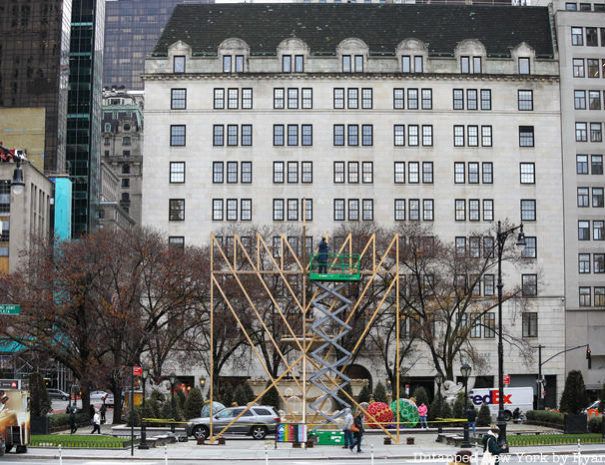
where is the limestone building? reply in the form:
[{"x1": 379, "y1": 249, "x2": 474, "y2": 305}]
[
  {"x1": 554, "y1": 0, "x2": 605, "y2": 393},
  {"x1": 142, "y1": 3, "x2": 566, "y2": 404}
]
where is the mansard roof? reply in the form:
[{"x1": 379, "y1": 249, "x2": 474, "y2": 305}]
[{"x1": 152, "y1": 3, "x2": 554, "y2": 59}]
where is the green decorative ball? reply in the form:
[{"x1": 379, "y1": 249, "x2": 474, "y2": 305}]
[{"x1": 390, "y1": 398, "x2": 420, "y2": 427}]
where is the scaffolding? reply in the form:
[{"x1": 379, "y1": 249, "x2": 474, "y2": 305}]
[{"x1": 209, "y1": 233, "x2": 404, "y2": 444}]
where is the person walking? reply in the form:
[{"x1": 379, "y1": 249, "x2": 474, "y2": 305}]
[
  {"x1": 481, "y1": 425, "x2": 504, "y2": 465},
  {"x1": 349, "y1": 410, "x2": 364, "y2": 453},
  {"x1": 466, "y1": 406, "x2": 477, "y2": 435},
  {"x1": 91, "y1": 409, "x2": 102, "y2": 434},
  {"x1": 418, "y1": 402, "x2": 429, "y2": 429},
  {"x1": 100, "y1": 400, "x2": 107, "y2": 424},
  {"x1": 341, "y1": 407, "x2": 354, "y2": 449},
  {"x1": 69, "y1": 407, "x2": 78, "y2": 434},
  {"x1": 317, "y1": 237, "x2": 329, "y2": 274}
]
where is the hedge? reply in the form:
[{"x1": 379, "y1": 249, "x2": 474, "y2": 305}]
[
  {"x1": 588, "y1": 416, "x2": 603, "y2": 434},
  {"x1": 508, "y1": 433, "x2": 604, "y2": 447},
  {"x1": 49, "y1": 412, "x2": 91, "y2": 432},
  {"x1": 31, "y1": 434, "x2": 131, "y2": 449},
  {"x1": 525, "y1": 410, "x2": 564, "y2": 428}
]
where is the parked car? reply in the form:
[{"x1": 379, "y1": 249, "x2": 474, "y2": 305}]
[
  {"x1": 90, "y1": 390, "x2": 114, "y2": 406},
  {"x1": 186, "y1": 405, "x2": 280, "y2": 440},
  {"x1": 46, "y1": 388, "x2": 69, "y2": 401}
]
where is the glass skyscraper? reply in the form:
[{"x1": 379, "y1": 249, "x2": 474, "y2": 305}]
[
  {"x1": 103, "y1": 0, "x2": 213, "y2": 90},
  {"x1": 66, "y1": 0, "x2": 105, "y2": 235},
  {"x1": 0, "y1": 0, "x2": 72, "y2": 174}
]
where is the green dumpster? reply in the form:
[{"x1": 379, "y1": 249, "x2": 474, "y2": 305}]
[{"x1": 312, "y1": 430, "x2": 344, "y2": 446}]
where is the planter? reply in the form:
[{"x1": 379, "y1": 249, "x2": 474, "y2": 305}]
[
  {"x1": 406, "y1": 437, "x2": 415, "y2": 445},
  {"x1": 564, "y1": 414, "x2": 587, "y2": 434},
  {"x1": 31, "y1": 416, "x2": 49, "y2": 435}
]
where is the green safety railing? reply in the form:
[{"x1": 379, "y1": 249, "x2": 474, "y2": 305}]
[{"x1": 309, "y1": 253, "x2": 361, "y2": 281}]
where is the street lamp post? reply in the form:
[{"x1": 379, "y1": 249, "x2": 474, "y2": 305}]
[
  {"x1": 169, "y1": 373, "x2": 177, "y2": 434},
  {"x1": 139, "y1": 368, "x2": 149, "y2": 449},
  {"x1": 496, "y1": 220, "x2": 525, "y2": 450},
  {"x1": 435, "y1": 373, "x2": 444, "y2": 433},
  {"x1": 460, "y1": 363, "x2": 472, "y2": 448},
  {"x1": 199, "y1": 377, "x2": 206, "y2": 397}
]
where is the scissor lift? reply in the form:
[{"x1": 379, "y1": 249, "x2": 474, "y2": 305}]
[{"x1": 307, "y1": 253, "x2": 361, "y2": 422}]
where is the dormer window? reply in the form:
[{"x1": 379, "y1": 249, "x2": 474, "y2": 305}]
[
  {"x1": 173, "y1": 55, "x2": 186, "y2": 73},
  {"x1": 518, "y1": 57, "x2": 531, "y2": 75},
  {"x1": 342, "y1": 55, "x2": 363, "y2": 73},
  {"x1": 223, "y1": 55, "x2": 244, "y2": 73},
  {"x1": 402, "y1": 55, "x2": 423, "y2": 73},
  {"x1": 461, "y1": 56, "x2": 481, "y2": 74},
  {"x1": 282, "y1": 55, "x2": 304, "y2": 73}
]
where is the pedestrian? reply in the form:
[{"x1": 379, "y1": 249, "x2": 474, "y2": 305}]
[
  {"x1": 341, "y1": 407, "x2": 354, "y2": 449},
  {"x1": 449, "y1": 450, "x2": 472, "y2": 465},
  {"x1": 466, "y1": 406, "x2": 477, "y2": 435},
  {"x1": 89, "y1": 404, "x2": 95, "y2": 421},
  {"x1": 91, "y1": 409, "x2": 101, "y2": 434},
  {"x1": 317, "y1": 237, "x2": 329, "y2": 274},
  {"x1": 349, "y1": 409, "x2": 364, "y2": 453},
  {"x1": 69, "y1": 407, "x2": 78, "y2": 434},
  {"x1": 418, "y1": 402, "x2": 428, "y2": 429},
  {"x1": 481, "y1": 425, "x2": 504, "y2": 465},
  {"x1": 100, "y1": 400, "x2": 107, "y2": 424}
]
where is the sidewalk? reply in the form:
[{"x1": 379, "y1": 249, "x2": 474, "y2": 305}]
[{"x1": 24, "y1": 433, "x2": 605, "y2": 461}]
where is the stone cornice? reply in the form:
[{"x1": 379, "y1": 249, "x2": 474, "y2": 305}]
[{"x1": 143, "y1": 72, "x2": 560, "y2": 83}]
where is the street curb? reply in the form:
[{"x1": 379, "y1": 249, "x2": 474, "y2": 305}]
[{"x1": 15, "y1": 449, "x2": 605, "y2": 461}]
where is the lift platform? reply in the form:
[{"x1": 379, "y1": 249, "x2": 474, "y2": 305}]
[{"x1": 308, "y1": 253, "x2": 361, "y2": 282}]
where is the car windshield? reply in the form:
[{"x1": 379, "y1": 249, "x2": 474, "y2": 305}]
[{"x1": 216, "y1": 409, "x2": 233, "y2": 419}]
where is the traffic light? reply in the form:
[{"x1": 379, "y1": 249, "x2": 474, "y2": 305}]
[{"x1": 586, "y1": 345, "x2": 592, "y2": 369}]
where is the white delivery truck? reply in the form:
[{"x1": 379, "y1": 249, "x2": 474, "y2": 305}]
[{"x1": 468, "y1": 387, "x2": 534, "y2": 421}]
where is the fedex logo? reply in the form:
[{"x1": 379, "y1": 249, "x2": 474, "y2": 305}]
[{"x1": 470, "y1": 390, "x2": 512, "y2": 405}]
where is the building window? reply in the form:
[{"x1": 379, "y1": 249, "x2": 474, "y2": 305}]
[
  {"x1": 334, "y1": 125, "x2": 345, "y2": 146},
  {"x1": 455, "y1": 199, "x2": 466, "y2": 221},
  {"x1": 519, "y1": 126, "x2": 534, "y2": 147},
  {"x1": 521, "y1": 199, "x2": 536, "y2": 221},
  {"x1": 273, "y1": 125, "x2": 284, "y2": 146},
  {"x1": 453, "y1": 89, "x2": 464, "y2": 110},
  {"x1": 214, "y1": 89, "x2": 225, "y2": 109},
  {"x1": 484, "y1": 275, "x2": 495, "y2": 296},
  {"x1": 170, "y1": 162, "x2": 185, "y2": 183},
  {"x1": 518, "y1": 57, "x2": 530, "y2": 75},
  {"x1": 579, "y1": 286, "x2": 591, "y2": 306},
  {"x1": 170, "y1": 125, "x2": 186, "y2": 146},
  {"x1": 481, "y1": 126, "x2": 492, "y2": 147},
  {"x1": 481, "y1": 89, "x2": 492, "y2": 110},
  {"x1": 274, "y1": 88, "x2": 285, "y2": 109},
  {"x1": 454, "y1": 163, "x2": 465, "y2": 184},
  {"x1": 595, "y1": 288, "x2": 605, "y2": 307},
  {"x1": 334, "y1": 88, "x2": 345, "y2": 109},
  {"x1": 483, "y1": 162, "x2": 493, "y2": 184},
  {"x1": 240, "y1": 199, "x2": 252, "y2": 221},
  {"x1": 334, "y1": 199, "x2": 345, "y2": 221},
  {"x1": 226, "y1": 198, "x2": 238, "y2": 221},
  {"x1": 226, "y1": 162, "x2": 238, "y2": 183},
  {"x1": 342, "y1": 54, "x2": 364, "y2": 73},
  {"x1": 394, "y1": 162, "x2": 405, "y2": 184},
  {"x1": 302, "y1": 161, "x2": 313, "y2": 183},
  {"x1": 173, "y1": 55, "x2": 186, "y2": 73},
  {"x1": 408, "y1": 125, "x2": 419, "y2": 146},
  {"x1": 362, "y1": 88, "x2": 373, "y2": 109},
  {"x1": 468, "y1": 126, "x2": 479, "y2": 147},
  {"x1": 522, "y1": 236, "x2": 537, "y2": 258},
  {"x1": 483, "y1": 199, "x2": 494, "y2": 221},
  {"x1": 520, "y1": 163, "x2": 535, "y2": 184},
  {"x1": 596, "y1": 221, "x2": 605, "y2": 240},
  {"x1": 574, "y1": 90, "x2": 586, "y2": 110},
  {"x1": 594, "y1": 253, "x2": 605, "y2": 273},
  {"x1": 573, "y1": 58, "x2": 585, "y2": 78},
  {"x1": 484, "y1": 313, "x2": 496, "y2": 338},
  {"x1": 362, "y1": 125, "x2": 373, "y2": 146},
  {"x1": 169, "y1": 199, "x2": 185, "y2": 221},
  {"x1": 421, "y1": 89, "x2": 432, "y2": 110},
  {"x1": 288, "y1": 125, "x2": 299, "y2": 146},
  {"x1": 518, "y1": 90, "x2": 533, "y2": 111},
  {"x1": 171, "y1": 89, "x2": 187, "y2": 110},
  {"x1": 407, "y1": 89, "x2": 419, "y2": 110},
  {"x1": 273, "y1": 199, "x2": 284, "y2": 221},
  {"x1": 422, "y1": 162, "x2": 433, "y2": 183},
  {"x1": 348, "y1": 162, "x2": 359, "y2": 183},
  {"x1": 241, "y1": 125, "x2": 253, "y2": 146},
  {"x1": 282, "y1": 54, "x2": 304, "y2": 73},
  {"x1": 593, "y1": 187, "x2": 604, "y2": 207},
  {"x1": 469, "y1": 199, "x2": 480, "y2": 221},
  {"x1": 302, "y1": 88, "x2": 313, "y2": 109},
  {"x1": 522, "y1": 274, "x2": 537, "y2": 297},
  {"x1": 362, "y1": 199, "x2": 373, "y2": 221},
  {"x1": 227, "y1": 125, "x2": 238, "y2": 146},
  {"x1": 454, "y1": 126, "x2": 464, "y2": 147},
  {"x1": 223, "y1": 55, "x2": 245, "y2": 73},
  {"x1": 287, "y1": 88, "x2": 299, "y2": 109},
  {"x1": 348, "y1": 199, "x2": 359, "y2": 221},
  {"x1": 348, "y1": 125, "x2": 359, "y2": 146},
  {"x1": 579, "y1": 220, "x2": 591, "y2": 240},
  {"x1": 394, "y1": 125, "x2": 405, "y2": 146},
  {"x1": 590, "y1": 123, "x2": 603, "y2": 142},
  {"x1": 213, "y1": 125, "x2": 224, "y2": 146},
  {"x1": 409, "y1": 162, "x2": 419, "y2": 183},
  {"x1": 422, "y1": 125, "x2": 433, "y2": 146},
  {"x1": 592, "y1": 155, "x2": 603, "y2": 174},
  {"x1": 393, "y1": 89, "x2": 404, "y2": 109},
  {"x1": 576, "y1": 122, "x2": 588, "y2": 142},
  {"x1": 242, "y1": 88, "x2": 253, "y2": 109},
  {"x1": 423, "y1": 199, "x2": 434, "y2": 221},
  {"x1": 467, "y1": 89, "x2": 478, "y2": 110},
  {"x1": 579, "y1": 253, "x2": 591, "y2": 273},
  {"x1": 362, "y1": 162, "x2": 373, "y2": 183},
  {"x1": 522, "y1": 312, "x2": 538, "y2": 337},
  {"x1": 587, "y1": 59, "x2": 600, "y2": 78},
  {"x1": 394, "y1": 199, "x2": 406, "y2": 221},
  {"x1": 409, "y1": 199, "x2": 420, "y2": 221},
  {"x1": 589, "y1": 90, "x2": 601, "y2": 110},
  {"x1": 228, "y1": 89, "x2": 239, "y2": 109},
  {"x1": 212, "y1": 199, "x2": 224, "y2": 221},
  {"x1": 577, "y1": 155, "x2": 589, "y2": 174},
  {"x1": 168, "y1": 236, "x2": 185, "y2": 249},
  {"x1": 460, "y1": 55, "x2": 481, "y2": 74},
  {"x1": 287, "y1": 199, "x2": 299, "y2": 221},
  {"x1": 213, "y1": 162, "x2": 224, "y2": 183},
  {"x1": 287, "y1": 162, "x2": 298, "y2": 183},
  {"x1": 572, "y1": 26, "x2": 584, "y2": 45}
]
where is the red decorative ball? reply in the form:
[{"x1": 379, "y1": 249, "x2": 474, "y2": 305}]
[{"x1": 365, "y1": 401, "x2": 394, "y2": 428}]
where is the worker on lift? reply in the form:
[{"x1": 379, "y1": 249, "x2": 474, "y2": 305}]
[{"x1": 317, "y1": 237, "x2": 329, "y2": 273}]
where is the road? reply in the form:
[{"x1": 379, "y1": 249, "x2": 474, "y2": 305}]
[{"x1": 2, "y1": 453, "x2": 604, "y2": 465}]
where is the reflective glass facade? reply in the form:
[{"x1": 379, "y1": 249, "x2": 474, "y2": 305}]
[
  {"x1": 67, "y1": 0, "x2": 105, "y2": 235},
  {"x1": 0, "y1": 0, "x2": 72, "y2": 174},
  {"x1": 103, "y1": 0, "x2": 212, "y2": 90}
]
